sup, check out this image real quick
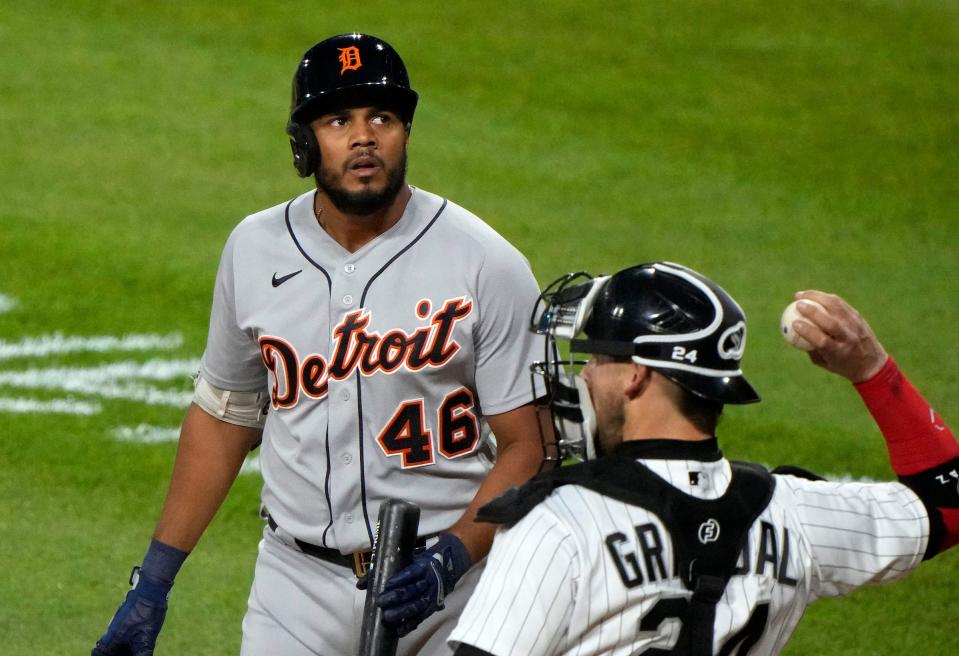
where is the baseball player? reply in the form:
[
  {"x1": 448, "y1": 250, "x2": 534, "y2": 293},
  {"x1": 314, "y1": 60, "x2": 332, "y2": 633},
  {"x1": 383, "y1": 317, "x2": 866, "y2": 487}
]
[
  {"x1": 92, "y1": 33, "x2": 546, "y2": 655},
  {"x1": 450, "y1": 261, "x2": 959, "y2": 656}
]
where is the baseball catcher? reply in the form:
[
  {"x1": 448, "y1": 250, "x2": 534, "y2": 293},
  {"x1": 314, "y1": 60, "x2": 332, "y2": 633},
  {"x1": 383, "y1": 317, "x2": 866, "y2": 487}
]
[{"x1": 450, "y1": 261, "x2": 959, "y2": 655}]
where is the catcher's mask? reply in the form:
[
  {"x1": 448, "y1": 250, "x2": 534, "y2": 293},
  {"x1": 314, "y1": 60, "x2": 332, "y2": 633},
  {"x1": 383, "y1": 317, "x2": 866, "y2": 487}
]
[
  {"x1": 286, "y1": 33, "x2": 418, "y2": 177},
  {"x1": 530, "y1": 261, "x2": 759, "y2": 462}
]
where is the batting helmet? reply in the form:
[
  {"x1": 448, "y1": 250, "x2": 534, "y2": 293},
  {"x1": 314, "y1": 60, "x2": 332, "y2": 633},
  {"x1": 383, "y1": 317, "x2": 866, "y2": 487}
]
[{"x1": 286, "y1": 33, "x2": 419, "y2": 177}]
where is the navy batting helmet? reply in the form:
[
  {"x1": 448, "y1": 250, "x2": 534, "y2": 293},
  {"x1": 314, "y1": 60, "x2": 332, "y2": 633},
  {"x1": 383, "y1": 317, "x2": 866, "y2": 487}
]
[{"x1": 286, "y1": 33, "x2": 419, "y2": 177}]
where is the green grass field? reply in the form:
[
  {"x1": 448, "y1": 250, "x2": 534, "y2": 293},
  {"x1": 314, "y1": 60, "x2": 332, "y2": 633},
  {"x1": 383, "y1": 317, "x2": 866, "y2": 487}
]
[{"x1": 1, "y1": 1, "x2": 957, "y2": 653}]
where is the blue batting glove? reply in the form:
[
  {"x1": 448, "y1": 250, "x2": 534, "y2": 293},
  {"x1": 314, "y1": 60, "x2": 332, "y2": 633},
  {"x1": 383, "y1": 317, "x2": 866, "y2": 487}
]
[
  {"x1": 92, "y1": 539, "x2": 188, "y2": 656},
  {"x1": 376, "y1": 533, "x2": 472, "y2": 637},
  {"x1": 91, "y1": 567, "x2": 170, "y2": 656}
]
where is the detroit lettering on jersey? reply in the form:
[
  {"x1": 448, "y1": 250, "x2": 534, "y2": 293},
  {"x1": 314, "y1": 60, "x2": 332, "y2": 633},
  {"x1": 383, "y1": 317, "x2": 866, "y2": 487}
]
[{"x1": 258, "y1": 297, "x2": 473, "y2": 408}]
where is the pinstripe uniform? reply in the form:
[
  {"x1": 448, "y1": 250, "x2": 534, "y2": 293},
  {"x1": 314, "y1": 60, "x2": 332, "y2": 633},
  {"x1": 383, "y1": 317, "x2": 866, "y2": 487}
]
[
  {"x1": 449, "y1": 449, "x2": 929, "y2": 655},
  {"x1": 200, "y1": 186, "x2": 543, "y2": 655}
]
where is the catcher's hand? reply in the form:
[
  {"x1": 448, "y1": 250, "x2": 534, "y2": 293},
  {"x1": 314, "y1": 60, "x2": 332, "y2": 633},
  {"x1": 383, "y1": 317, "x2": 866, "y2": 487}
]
[
  {"x1": 92, "y1": 567, "x2": 171, "y2": 656},
  {"x1": 376, "y1": 533, "x2": 472, "y2": 636}
]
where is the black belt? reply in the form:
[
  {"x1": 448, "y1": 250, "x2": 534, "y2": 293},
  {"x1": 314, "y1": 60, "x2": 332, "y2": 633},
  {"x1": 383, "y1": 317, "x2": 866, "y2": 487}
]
[{"x1": 266, "y1": 514, "x2": 431, "y2": 577}]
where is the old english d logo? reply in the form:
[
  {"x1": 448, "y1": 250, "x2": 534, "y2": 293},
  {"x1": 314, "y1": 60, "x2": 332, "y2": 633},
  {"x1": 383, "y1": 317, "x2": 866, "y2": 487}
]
[{"x1": 337, "y1": 46, "x2": 362, "y2": 74}]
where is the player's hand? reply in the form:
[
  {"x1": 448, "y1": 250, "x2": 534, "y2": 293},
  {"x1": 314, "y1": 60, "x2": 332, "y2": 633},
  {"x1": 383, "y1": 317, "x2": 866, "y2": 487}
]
[
  {"x1": 92, "y1": 567, "x2": 171, "y2": 656},
  {"x1": 376, "y1": 533, "x2": 472, "y2": 636},
  {"x1": 791, "y1": 290, "x2": 888, "y2": 383}
]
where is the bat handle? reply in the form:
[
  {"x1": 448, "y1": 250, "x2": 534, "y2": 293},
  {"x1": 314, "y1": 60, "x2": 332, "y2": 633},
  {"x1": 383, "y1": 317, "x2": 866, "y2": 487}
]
[{"x1": 357, "y1": 499, "x2": 421, "y2": 656}]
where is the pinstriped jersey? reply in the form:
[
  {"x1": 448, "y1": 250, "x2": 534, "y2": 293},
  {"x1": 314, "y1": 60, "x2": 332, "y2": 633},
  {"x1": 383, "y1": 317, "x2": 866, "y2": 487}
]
[
  {"x1": 449, "y1": 453, "x2": 929, "y2": 655},
  {"x1": 199, "y1": 187, "x2": 544, "y2": 552}
]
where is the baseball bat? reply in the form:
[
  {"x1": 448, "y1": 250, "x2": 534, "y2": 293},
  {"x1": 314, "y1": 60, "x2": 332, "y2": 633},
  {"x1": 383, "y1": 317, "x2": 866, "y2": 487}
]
[{"x1": 358, "y1": 499, "x2": 421, "y2": 656}]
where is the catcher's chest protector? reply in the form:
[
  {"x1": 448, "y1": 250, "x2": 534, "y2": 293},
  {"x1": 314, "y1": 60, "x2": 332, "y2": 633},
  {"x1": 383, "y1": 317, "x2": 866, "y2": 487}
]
[{"x1": 479, "y1": 455, "x2": 775, "y2": 656}]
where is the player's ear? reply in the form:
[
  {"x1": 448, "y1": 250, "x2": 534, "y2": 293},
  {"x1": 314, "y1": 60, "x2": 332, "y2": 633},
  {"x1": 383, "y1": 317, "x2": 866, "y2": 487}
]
[{"x1": 624, "y1": 362, "x2": 652, "y2": 400}]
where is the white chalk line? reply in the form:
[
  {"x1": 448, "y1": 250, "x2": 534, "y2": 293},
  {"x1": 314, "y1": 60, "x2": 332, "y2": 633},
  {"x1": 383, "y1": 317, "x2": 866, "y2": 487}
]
[
  {"x1": 0, "y1": 332, "x2": 183, "y2": 360},
  {"x1": 114, "y1": 424, "x2": 181, "y2": 443},
  {"x1": 240, "y1": 457, "x2": 262, "y2": 475},
  {"x1": 0, "y1": 358, "x2": 199, "y2": 407},
  {"x1": 0, "y1": 303, "x2": 260, "y2": 469},
  {"x1": 113, "y1": 423, "x2": 261, "y2": 474},
  {"x1": 0, "y1": 397, "x2": 102, "y2": 415},
  {"x1": 0, "y1": 332, "x2": 193, "y2": 411},
  {"x1": 0, "y1": 294, "x2": 16, "y2": 315}
]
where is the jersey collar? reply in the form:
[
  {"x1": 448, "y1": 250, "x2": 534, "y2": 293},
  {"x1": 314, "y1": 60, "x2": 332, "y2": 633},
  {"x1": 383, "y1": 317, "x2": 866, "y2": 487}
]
[{"x1": 612, "y1": 437, "x2": 722, "y2": 462}]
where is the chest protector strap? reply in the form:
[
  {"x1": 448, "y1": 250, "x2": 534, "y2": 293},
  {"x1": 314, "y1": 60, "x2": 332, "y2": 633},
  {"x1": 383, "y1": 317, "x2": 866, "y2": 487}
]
[{"x1": 479, "y1": 454, "x2": 775, "y2": 656}]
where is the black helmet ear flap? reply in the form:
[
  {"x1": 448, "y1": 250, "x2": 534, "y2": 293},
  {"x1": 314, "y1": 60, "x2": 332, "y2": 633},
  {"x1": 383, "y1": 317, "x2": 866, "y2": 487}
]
[{"x1": 286, "y1": 121, "x2": 318, "y2": 178}]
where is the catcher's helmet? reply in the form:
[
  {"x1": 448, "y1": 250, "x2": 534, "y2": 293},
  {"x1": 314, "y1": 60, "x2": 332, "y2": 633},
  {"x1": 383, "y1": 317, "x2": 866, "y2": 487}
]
[
  {"x1": 530, "y1": 261, "x2": 759, "y2": 461},
  {"x1": 286, "y1": 33, "x2": 419, "y2": 177},
  {"x1": 577, "y1": 261, "x2": 760, "y2": 404}
]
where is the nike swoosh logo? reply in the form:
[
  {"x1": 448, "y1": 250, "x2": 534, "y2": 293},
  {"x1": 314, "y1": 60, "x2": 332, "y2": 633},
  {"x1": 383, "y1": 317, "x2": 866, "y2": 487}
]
[{"x1": 272, "y1": 270, "x2": 303, "y2": 287}]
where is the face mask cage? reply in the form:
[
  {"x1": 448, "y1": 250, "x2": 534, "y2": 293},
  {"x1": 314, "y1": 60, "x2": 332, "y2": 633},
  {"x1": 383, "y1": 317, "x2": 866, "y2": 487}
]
[{"x1": 529, "y1": 272, "x2": 608, "y2": 462}]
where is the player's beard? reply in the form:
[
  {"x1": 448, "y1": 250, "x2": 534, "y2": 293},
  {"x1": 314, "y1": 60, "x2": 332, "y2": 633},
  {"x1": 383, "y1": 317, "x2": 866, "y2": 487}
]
[
  {"x1": 592, "y1": 395, "x2": 625, "y2": 457},
  {"x1": 316, "y1": 150, "x2": 408, "y2": 216}
]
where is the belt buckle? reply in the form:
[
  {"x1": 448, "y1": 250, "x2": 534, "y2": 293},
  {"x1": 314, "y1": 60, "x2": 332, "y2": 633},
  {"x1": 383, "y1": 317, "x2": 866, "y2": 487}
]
[{"x1": 352, "y1": 551, "x2": 372, "y2": 577}]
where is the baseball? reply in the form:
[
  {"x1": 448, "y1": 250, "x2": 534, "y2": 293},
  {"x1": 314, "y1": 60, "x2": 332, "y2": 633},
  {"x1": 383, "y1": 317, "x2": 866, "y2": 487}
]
[{"x1": 780, "y1": 299, "x2": 826, "y2": 351}]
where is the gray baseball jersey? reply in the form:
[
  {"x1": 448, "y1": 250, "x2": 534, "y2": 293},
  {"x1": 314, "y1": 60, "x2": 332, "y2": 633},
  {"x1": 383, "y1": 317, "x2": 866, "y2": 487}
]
[
  {"x1": 200, "y1": 186, "x2": 543, "y2": 552},
  {"x1": 450, "y1": 454, "x2": 929, "y2": 655}
]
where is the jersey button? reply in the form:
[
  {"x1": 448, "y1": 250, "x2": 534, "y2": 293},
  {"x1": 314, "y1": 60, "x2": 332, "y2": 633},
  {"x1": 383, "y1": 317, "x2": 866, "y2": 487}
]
[
  {"x1": 343, "y1": 294, "x2": 354, "y2": 305},
  {"x1": 342, "y1": 453, "x2": 353, "y2": 464},
  {"x1": 341, "y1": 389, "x2": 350, "y2": 402},
  {"x1": 344, "y1": 512, "x2": 354, "y2": 523},
  {"x1": 344, "y1": 263, "x2": 356, "y2": 274}
]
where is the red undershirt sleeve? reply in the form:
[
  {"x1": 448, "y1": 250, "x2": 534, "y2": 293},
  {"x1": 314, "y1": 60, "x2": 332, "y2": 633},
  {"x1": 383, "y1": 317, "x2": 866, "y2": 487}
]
[{"x1": 854, "y1": 357, "x2": 959, "y2": 555}]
